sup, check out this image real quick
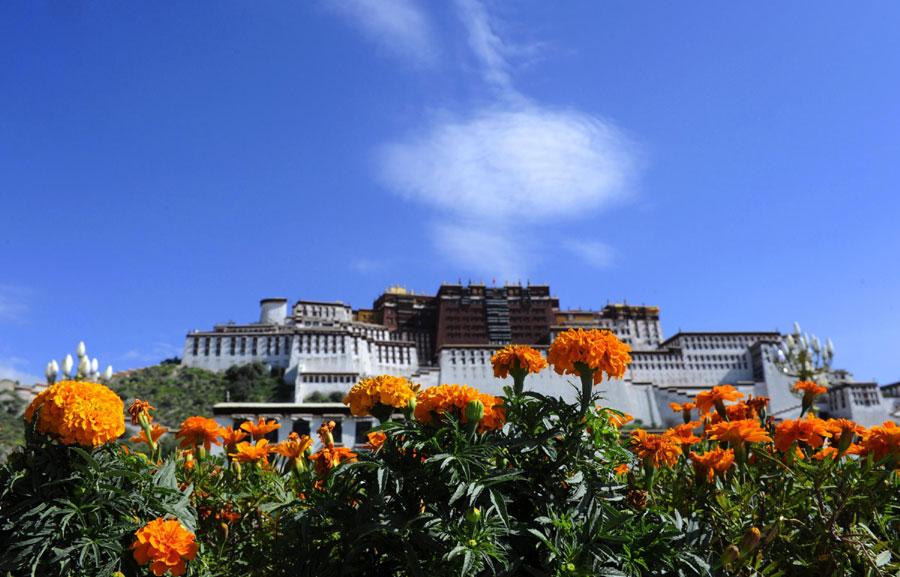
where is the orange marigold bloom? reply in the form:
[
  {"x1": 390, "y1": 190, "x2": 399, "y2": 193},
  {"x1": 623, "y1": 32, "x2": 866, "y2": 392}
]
[
  {"x1": 859, "y1": 421, "x2": 900, "y2": 462},
  {"x1": 793, "y1": 381, "x2": 827, "y2": 395},
  {"x1": 825, "y1": 418, "x2": 864, "y2": 438},
  {"x1": 774, "y1": 414, "x2": 831, "y2": 453},
  {"x1": 629, "y1": 429, "x2": 681, "y2": 468},
  {"x1": 547, "y1": 328, "x2": 632, "y2": 385},
  {"x1": 414, "y1": 384, "x2": 506, "y2": 433},
  {"x1": 363, "y1": 430, "x2": 387, "y2": 451},
  {"x1": 271, "y1": 432, "x2": 312, "y2": 460},
  {"x1": 131, "y1": 518, "x2": 198, "y2": 577},
  {"x1": 694, "y1": 385, "x2": 745, "y2": 416},
  {"x1": 219, "y1": 425, "x2": 248, "y2": 449},
  {"x1": 689, "y1": 447, "x2": 735, "y2": 482},
  {"x1": 127, "y1": 399, "x2": 155, "y2": 426},
  {"x1": 664, "y1": 424, "x2": 702, "y2": 446},
  {"x1": 309, "y1": 446, "x2": 357, "y2": 475},
  {"x1": 613, "y1": 463, "x2": 629, "y2": 476},
  {"x1": 745, "y1": 396, "x2": 770, "y2": 416},
  {"x1": 229, "y1": 439, "x2": 272, "y2": 464},
  {"x1": 490, "y1": 345, "x2": 548, "y2": 379},
  {"x1": 707, "y1": 419, "x2": 772, "y2": 446},
  {"x1": 343, "y1": 375, "x2": 419, "y2": 418},
  {"x1": 175, "y1": 416, "x2": 224, "y2": 451},
  {"x1": 669, "y1": 402, "x2": 696, "y2": 413},
  {"x1": 24, "y1": 380, "x2": 125, "y2": 446},
  {"x1": 131, "y1": 424, "x2": 168, "y2": 446},
  {"x1": 240, "y1": 417, "x2": 281, "y2": 441}
]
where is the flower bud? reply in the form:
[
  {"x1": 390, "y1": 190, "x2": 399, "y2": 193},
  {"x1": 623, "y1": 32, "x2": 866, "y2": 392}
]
[
  {"x1": 465, "y1": 507, "x2": 481, "y2": 525},
  {"x1": 77, "y1": 341, "x2": 86, "y2": 358},
  {"x1": 91, "y1": 358, "x2": 99, "y2": 374},
  {"x1": 722, "y1": 545, "x2": 740, "y2": 566},
  {"x1": 401, "y1": 397, "x2": 416, "y2": 421},
  {"x1": 78, "y1": 355, "x2": 90, "y2": 376},
  {"x1": 62, "y1": 354, "x2": 73, "y2": 377},
  {"x1": 740, "y1": 527, "x2": 761, "y2": 554},
  {"x1": 464, "y1": 399, "x2": 485, "y2": 425},
  {"x1": 103, "y1": 366, "x2": 113, "y2": 380}
]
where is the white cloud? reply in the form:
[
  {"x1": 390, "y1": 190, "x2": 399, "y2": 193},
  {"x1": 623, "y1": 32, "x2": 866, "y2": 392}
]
[
  {"x1": 454, "y1": 0, "x2": 513, "y2": 93},
  {"x1": 0, "y1": 285, "x2": 28, "y2": 323},
  {"x1": 0, "y1": 358, "x2": 43, "y2": 386},
  {"x1": 350, "y1": 258, "x2": 386, "y2": 273},
  {"x1": 564, "y1": 240, "x2": 617, "y2": 269},
  {"x1": 324, "y1": 0, "x2": 438, "y2": 67},
  {"x1": 431, "y1": 221, "x2": 534, "y2": 280}
]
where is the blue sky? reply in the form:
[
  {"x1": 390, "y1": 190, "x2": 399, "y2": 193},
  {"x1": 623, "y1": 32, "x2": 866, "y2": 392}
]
[{"x1": 1, "y1": 1, "x2": 898, "y2": 386}]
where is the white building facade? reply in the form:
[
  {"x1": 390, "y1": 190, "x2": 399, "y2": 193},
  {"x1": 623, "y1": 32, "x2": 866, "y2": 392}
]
[{"x1": 185, "y1": 298, "x2": 898, "y2": 435}]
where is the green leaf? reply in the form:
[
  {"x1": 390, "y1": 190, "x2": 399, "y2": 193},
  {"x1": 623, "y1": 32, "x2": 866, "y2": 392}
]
[{"x1": 875, "y1": 550, "x2": 891, "y2": 566}]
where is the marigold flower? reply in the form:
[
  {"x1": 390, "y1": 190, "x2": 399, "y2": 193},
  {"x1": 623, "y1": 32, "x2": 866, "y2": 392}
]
[
  {"x1": 343, "y1": 375, "x2": 419, "y2": 418},
  {"x1": 629, "y1": 429, "x2": 681, "y2": 468},
  {"x1": 127, "y1": 399, "x2": 155, "y2": 426},
  {"x1": 613, "y1": 463, "x2": 629, "y2": 477},
  {"x1": 24, "y1": 380, "x2": 125, "y2": 446},
  {"x1": 175, "y1": 416, "x2": 224, "y2": 451},
  {"x1": 774, "y1": 414, "x2": 831, "y2": 453},
  {"x1": 219, "y1": 425, "x2": 248, "y2": 450},
  {"x1": 363, "y1": 430, "x2": 387, "y2": 451},
  {"x1": 664, "y1": 424, "x2": 702, "y2": 446},
  {"x1": 309, "y1": 446, "x2": 357, "y2": 475},
  {"x1": 414, "y1": 384, "x2": 505, "y2": 433},
  {"x1": 669, "y1": 402, "x2": 696, "y2": 413},
  {"x1": 707, "y1": 419, "x2": 772, "y2": 446},
  {"x1": 745, "y1": 396, "x2": 770, "y2": 416},
  {"x1": 694, "y1": 385, "x2": 745, "y2": 416},
  {"x1": 131, "y1": 424, "x2": 168, "y2": 446},
  {"x1": 229, "y1": 439, "x2": 272, "y2": 464},
  {"x1": 271, "y1": 432, "x2": 312, "y2": 460},
  {"x1": 490, "y1": 345, "x2": 548, "y2": 379},
  {"x1": 859, "y1": 421, "x2": 900, "y2": 462},
  {"x1": 689, "y1": 447, "x2": 735, "y2": 483},
  {"x1": 547, "y1": 328, "x2": 632, "y2": 385},
  {"x1": 240, "y1": 417, "x2": 281, "y2": 441},
  {"x1": 793, "y1": 381, "x2": 827, "y2": 395},
  {"x1": 130, "y1": 518, "x2": 198, "y2": 576},
  {"x1": 318, "y1": 420, "x2": 336, "y2": 446}
]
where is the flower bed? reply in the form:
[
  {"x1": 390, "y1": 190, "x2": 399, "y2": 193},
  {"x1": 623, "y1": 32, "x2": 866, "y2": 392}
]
[{"x1": 2, "y1": 329, "x2": 899, "y2": 576}]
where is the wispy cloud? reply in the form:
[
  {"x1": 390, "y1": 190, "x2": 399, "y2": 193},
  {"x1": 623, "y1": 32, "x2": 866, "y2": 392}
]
[
  {"x1": 323, "y1": 0, "x2": 438, "y2": 67},
  {"x1": 564, "y1": 240, "x2": 618, "y2": 269},
  {"x1": 0, "y1": 285, "x2": 28, "y2": 323},
  {"x1": 349, "y1": 258, "x2": 387, "y2": 274},
  {"x1": 0, "y1": 357, "x2": 43, "y2": 386}
]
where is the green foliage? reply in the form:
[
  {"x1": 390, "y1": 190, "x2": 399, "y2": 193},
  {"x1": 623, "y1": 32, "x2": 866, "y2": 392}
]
[
  {"x1": 0, "y1": 387, "x2": 27, "y2": 456},
  {"x1": 0, "y1": 419, "x2": 194, "y2": 577},
  {"x1": 109, "y1": 362, "x2": 288, "y2": 428},
  {"x1": 303, "y1": 391, "x2": 345, "y2": 403}
]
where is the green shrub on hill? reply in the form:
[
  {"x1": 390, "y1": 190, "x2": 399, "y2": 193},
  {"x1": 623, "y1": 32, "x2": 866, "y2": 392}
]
[{"x1": 109, "y1": 362, "x2": 289, "y2": 429}]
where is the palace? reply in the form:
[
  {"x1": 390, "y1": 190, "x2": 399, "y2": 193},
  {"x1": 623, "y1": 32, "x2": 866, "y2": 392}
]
[{"x1": 182, "y1": 283, "x2": 896, "y2": 445}]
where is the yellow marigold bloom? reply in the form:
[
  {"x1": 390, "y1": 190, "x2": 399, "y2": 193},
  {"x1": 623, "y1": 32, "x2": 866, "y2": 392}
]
[
  {"x1": 229, "y1": 439, "x2": 272, "y2": 464},
  {"x1": 707, "y1": 419, "x2": 772, "y2": 446},
  {"x1": 175, "y1": 416, "x2": 224, "y2": 451},
  {"x1": 414, "y1": 384, "x2": 506, "y2": 433},
  {"x1": 130, "y1": 518, "x2": 198, "y2": 577},
  {"x1": 127, "y1": 399, "x2": 155, "y2": 426},
  {"x1": 240, "y1": 417, "x2": 281, "y2": 441},
  {"x1": 664, "y1": 424, "x2": 702, "y2": 446},
  {"x1": 792, "y1": 381, "x2": 827, "y2": 395},
  {"x1": 271, "y1": 432, "x2": 312, "y2": 460},
  {"x1": 363, "y1": 430, "x2": 387, "y2": 451},
  {"x1": 774, "y1": 414, "x2": 831, "y2": 453},
  {"x1": 343, "y1": 375, "x2": 419, "y2": 418},
  {"x1": 309, "y1": 446, "x2": 357, "y2": 475},
  {"x1": 859, "y1": 421, "x2": 900, "y2": 462},
  {"x1": 547, "y1": 328, "x2": 632, "y2": 385},
  {"x1": 131, "y1": 424, "x2": 168, "y2": 446},
  {"x1": 694, "y1": 385, "x2": 745, "y2": 416},
  {"x1": 490, "y1": 345, "x2": 548, "y2": 379},
  {"x1": 629, "y1": 429, "x2": 681, "y2": 468},
  {"x1": 24, "y1": 380, "x2": 125, "y2": 446},
  {"x1": 689, "y1": 447, "x2": 735, "y2": 483},
  {"x1": 219, "y1": 425, "x2": 248, "y2": 450}
]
